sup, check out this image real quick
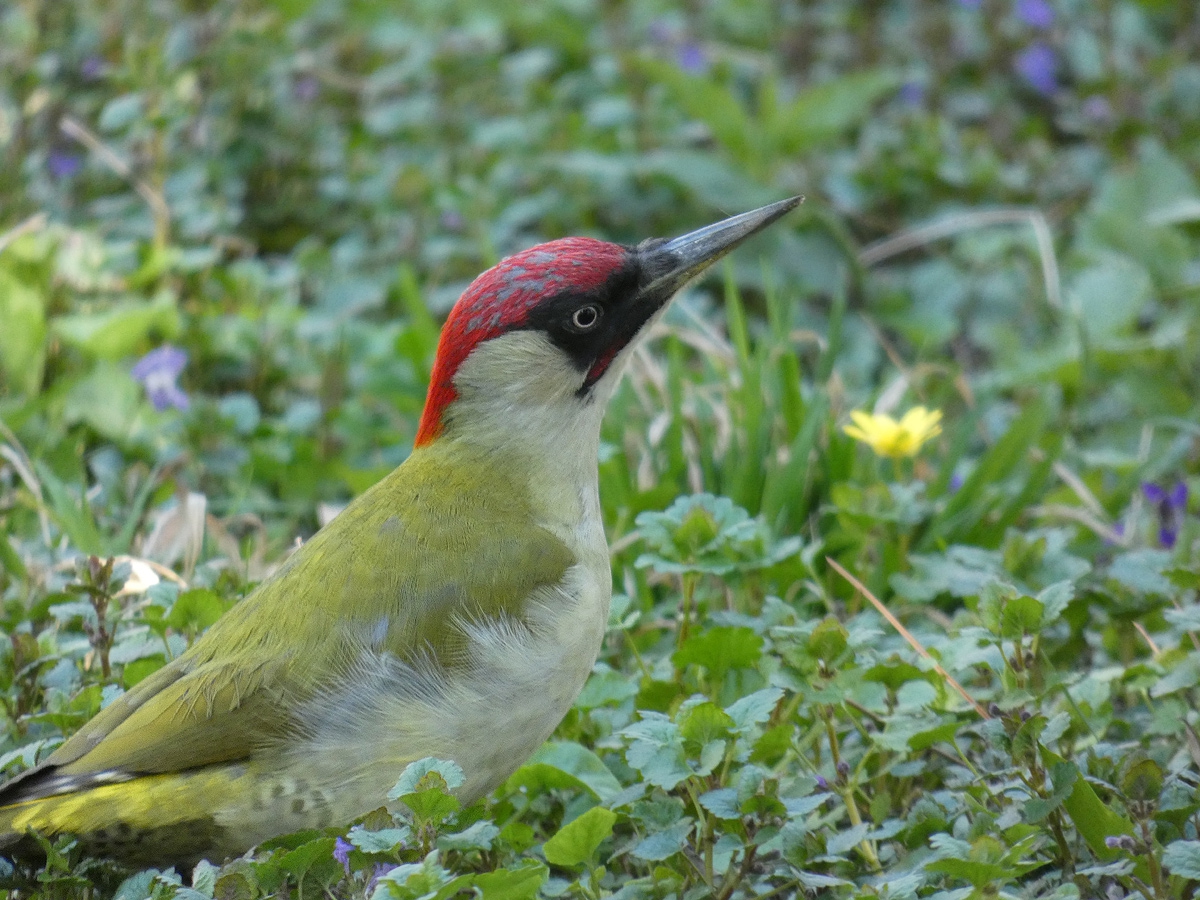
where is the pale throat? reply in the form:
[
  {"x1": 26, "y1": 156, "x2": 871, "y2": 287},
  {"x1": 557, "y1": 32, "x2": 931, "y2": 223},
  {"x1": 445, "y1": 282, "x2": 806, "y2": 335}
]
[{"x1": 439, "y1": 331, "x2": 625, "y2": 544}]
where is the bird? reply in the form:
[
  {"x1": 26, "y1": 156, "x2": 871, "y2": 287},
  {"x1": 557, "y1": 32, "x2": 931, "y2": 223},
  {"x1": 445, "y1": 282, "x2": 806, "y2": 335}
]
[{"x1": 0, "y1": 197, "x2": 801, "y2": 867}]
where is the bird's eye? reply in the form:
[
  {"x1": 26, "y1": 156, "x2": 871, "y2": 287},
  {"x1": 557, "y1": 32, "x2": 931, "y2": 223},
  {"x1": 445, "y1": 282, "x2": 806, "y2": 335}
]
[{"x1": 569, "y1": 305, "x2": 602, "y2": 332}]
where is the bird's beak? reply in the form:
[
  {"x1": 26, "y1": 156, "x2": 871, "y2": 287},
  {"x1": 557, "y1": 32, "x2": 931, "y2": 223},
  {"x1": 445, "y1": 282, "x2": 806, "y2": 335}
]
[
  {"x1": 579, "y1": 196, "x2": 803, "y2": 393},
  {"x1": 636, "y1": 195, "x2": 803, "y2": 302}
]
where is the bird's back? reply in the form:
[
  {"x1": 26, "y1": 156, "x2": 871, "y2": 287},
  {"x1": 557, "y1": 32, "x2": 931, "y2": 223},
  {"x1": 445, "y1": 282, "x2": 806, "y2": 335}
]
[{"x1": 0, "y1": 441, "x2": 610, "y2": 865}]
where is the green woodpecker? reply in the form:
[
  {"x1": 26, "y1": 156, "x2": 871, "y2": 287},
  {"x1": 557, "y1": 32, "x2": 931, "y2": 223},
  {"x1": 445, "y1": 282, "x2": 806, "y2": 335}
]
[{"x1": 0, "y1": 197, "x2": 800, "y2": 866}]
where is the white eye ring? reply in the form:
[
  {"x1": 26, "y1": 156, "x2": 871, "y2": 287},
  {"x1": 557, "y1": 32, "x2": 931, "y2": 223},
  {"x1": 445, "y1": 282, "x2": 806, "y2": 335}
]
[{"x1": 571, "y1": 305, "x2": 601, "y2": 331}]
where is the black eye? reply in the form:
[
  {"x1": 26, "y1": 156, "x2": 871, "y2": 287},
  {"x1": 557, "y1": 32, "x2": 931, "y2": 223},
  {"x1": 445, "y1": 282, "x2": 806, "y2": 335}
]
[{"x1": 569, "y1": 304, "x2": 602, "y2": 332}]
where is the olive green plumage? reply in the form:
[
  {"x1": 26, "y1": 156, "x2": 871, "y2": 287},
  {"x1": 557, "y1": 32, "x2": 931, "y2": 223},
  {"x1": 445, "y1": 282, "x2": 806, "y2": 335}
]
[{"x1": 0, "y1": 441, "x2": 574, "y2": 864}]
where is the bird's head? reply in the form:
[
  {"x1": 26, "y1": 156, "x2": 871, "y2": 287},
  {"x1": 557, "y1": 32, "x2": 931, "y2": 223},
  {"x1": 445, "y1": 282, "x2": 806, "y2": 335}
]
[{"x1": 416, "y1": 197, "x2": 801, "y2": 454}]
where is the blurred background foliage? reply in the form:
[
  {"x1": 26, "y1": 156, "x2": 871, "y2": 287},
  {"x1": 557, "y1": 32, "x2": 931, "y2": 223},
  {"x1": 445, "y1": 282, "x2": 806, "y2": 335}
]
[{"x1": 1, "y1": 0, "x2": 1199, "y2": 897}]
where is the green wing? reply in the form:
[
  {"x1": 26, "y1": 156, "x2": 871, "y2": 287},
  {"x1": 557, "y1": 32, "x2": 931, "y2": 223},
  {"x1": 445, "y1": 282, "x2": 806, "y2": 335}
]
[{"x1": 7, "y1": 444, "x2": 574, "y2": 793}]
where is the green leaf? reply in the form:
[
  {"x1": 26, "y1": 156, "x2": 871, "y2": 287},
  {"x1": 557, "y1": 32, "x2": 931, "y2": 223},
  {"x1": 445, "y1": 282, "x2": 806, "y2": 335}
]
[
  {"x1": 1162, "y1": 840, "x2": 1200, "y2": 880},
  {"x1": 60, "y1": 361, "x2": 145, "y2": 442},
  {"x1": 1119, "y1": 755, "x2": 1164, "y2": 801},
  {"x1": 541, "y1": 806, "x2": 616, "y2": 868},
  {"x1": 349, "y1": 825, "x2": 411, "y2": 853},
  {"x1": 1165, "y1": 568, "x2": 1200, "y2": 592},
  {"x1": 678, "y1": 698, "x2": 735, "y2": 746},
  {"x1": 673, "y1": 626, "x2": 763, "y2": 677},
  {"x1": 1144, "y1": 197, "x2": 1200, "y2": 226},
  {"x1": 921, "y1": 399, "x2": 1049, "y2": 549},
  {"x1": 574, "y1": 667, "x2": 639, "y2": 709},
  {"x1": 192, "y1": 860, "x2": 219, "y2": 898},
  {"x1": 908, "y1": 719, "x2": 961, "y2": 752},
  {"x1": 1151, "y1": 652, "x2": 1200, "y2": 697},
  {"x1": 212, "y1": 871, "x2": 256, "y2": 900},
  {"x1": 98, "y1": 92, "x2": 144, "y2": 131},
  {"x1": 510, "y1": 741, "x2": 622, "y2": 801},
  {"x1": 1024, "y1": 761, "x2": 1078, "y2": 823},
  {"x1": 773, "y1": 69, "x2": 900, "y2": 153},
  {"x1": 636, "y1": 61, "x2": 756, "y2": 165},
  {"x1": 925, "y1": 857, "x2": 1011, "y2": 888},
  {"x1": 372, "y1": 851, "x2": 452, "y2": 899},
  {"x1": 389, "y1": 758, "x2": 465, "y2": 797},
  {"x1": 1040, "y1": 712, "x2": 1071, "y2": 747},
  {"x1": 698, "y1": 788, "x2": 740, "y2": 819},
  {"x1": 1077, "y1": 143, "x2": 1195, "y2": 283},
  {"x1": 0, "y1": 265, "x2": 47, "y2": 395},
  {"x1": 438, "y1": 821, "x2": 499, "y2": 852},
  {"x1": 388, "y1": 758, "x2": 464, "y2": 825},
  {"x1": 51, "y1": 291, "x2": 179, "y2": 360},
  {"x1": 621, "y1": 715, "x2": 691, "y2": 790},
  {"x1": 36, "y1": 461, "x2": 107, "y2": 555},
  {"x1": 166, "y1": 589, "x2": 228, "y2": 636},
  {"x1": 0, "y1": 534, "x2": 27, "y2": 582},
  {"x1": 636, "y1": 494, "x2": 793, "y2": 575},
  {"x1": 122, "y1": 655, "x2": 166, "y2": 688},
  {"x1": 1037, "y1": 581, "x2": 1074, "y2": 623},
  {"x1": 1000, "y1": 595, "x2": 1044, "y2": 638},
  {"x1": 113, "y1": 870, "x2": 159, "y2": 900},
  {"x1": 276, "y1": 837, "x2": 338, "y2": 886},
  {"x1": 795, "y1": 871, "x2": 855, "y2": 889},
  {"x1": 1040, "y1": 746, "x2": 1135, "y2": 864},
  {"x1": 807, "y1": 618, "x2": 848, "y2": 664},
  {"x1": 725, "y1": 687, "x2": 784, "y2": 732},
  {"x1": 471, "y1": 861, "x2": 547, "y2": 900},
  {"x1": 864, "y1": 660, "x2": 928, "y2": 691},
  {"x1": 1011, "y1": 715, "x2": 1047, "y2": 765},
  {"x1": 629, "y1": 818, "x2": 693, "y2": 862},
  {"x1": 825, "y1": 821, "x2": 870, "y2": 857},
  {"x1": 1109, "y1": 549, "x2": 1174, "y2": 596},
  {"x1": 637, "y1": 151, "x2": 777, "y2": 210},
  {"x1": 1067, "y1": 254, "x2": 1153, "y2": 338}
]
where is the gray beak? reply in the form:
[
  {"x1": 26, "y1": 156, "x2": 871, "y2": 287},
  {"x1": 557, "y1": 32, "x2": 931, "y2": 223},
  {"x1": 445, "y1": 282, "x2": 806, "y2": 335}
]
[{"x1": 637, "y1": 196, "x2": 803, "y2": 299}]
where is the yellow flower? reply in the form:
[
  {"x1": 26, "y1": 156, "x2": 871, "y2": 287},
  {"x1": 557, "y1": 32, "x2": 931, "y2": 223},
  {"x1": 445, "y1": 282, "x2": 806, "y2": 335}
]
[{"x1": 843, "y1": 406, "x2": 943, "y2": 458}]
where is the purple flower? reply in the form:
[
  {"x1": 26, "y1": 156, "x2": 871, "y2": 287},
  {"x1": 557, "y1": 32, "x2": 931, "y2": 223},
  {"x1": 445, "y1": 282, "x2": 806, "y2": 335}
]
[
  {"x1": 333, "y1": 836, "x2": 353, "y2": 875},
  {"x1": 132, "y1": 345, "x2": 190, "y2": 412},
  {"x1": 948, "y1": 472, "x2": 964, "y2": 494},
  {"x1": 48, "y1": 150, "x2": 82, "y2": 179},
  {"x1": 1014, "y1": 42, "x2": 1058, "y2": 96},
  {"x1": 1082, "y1": 95, "x2": 1113, "y2": 123},
  {"x1": 899, "y1": 81, "x2": 926, "y2": 107},
  {"x1": 677, "y1": 42, "x2": 709, "y2": 75},
  {"x1": 1142, "y1": 482, "x2": 1188, "y2": 549},
  {"x1": 293, "y1": 75, "x2": 319, "y2": 103},
  {"x1": 648, "y1": 19, "x2": 676, "y2": 44},
  {"x1": 367, "y1": 863, "x2": 394, "y2": 891},
  {"x1": 439, "y1": 209, "x2": 465, "y2": 232},
  {"x1": 81, "y1": 56, "x2": 107, "y2": 80},
  {"x1": 1015, "y1": 0, "x2": 1054, "y2": 29}
]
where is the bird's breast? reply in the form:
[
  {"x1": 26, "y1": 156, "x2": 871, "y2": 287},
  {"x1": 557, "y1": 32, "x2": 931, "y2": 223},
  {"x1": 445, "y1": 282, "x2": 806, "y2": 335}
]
[{"x1": 274, "y1": 557, "x2": 611, "y2": 824}]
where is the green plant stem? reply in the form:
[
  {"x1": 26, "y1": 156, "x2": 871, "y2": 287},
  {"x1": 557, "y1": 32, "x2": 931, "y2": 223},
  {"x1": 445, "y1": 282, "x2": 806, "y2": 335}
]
[
  {"x1": 714, "y1": 844, "x2": 758, "y2": 900},
  {"x1": 822, "y1": 708, "x2": 841, "y2": 769},
  {"x1": 620, "y1": 627, "x2": 652, "y2": 680},
  {"x1": 823, "y1": 707, "x2": 881, "y2": 872},
  {"x1": 753, "y1": 879, "x2": 801, "y2": 900},
  {"x1": 678, "y1": 573, "x2": 697, "y2": 644},
  {"x1": 1046, "y1": 810, "x2": 1075, "y2": 879},
  {"x1": 840, "y1": 786, "x2": 881, "y2": 873},
  {"x1": 1140, "y1": 822, "x2": 1168, "y2": 900},
  {"x1": 683, "y1": 780, "x2": 714, "y2": 889}
]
